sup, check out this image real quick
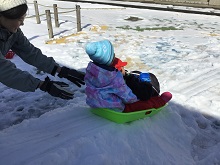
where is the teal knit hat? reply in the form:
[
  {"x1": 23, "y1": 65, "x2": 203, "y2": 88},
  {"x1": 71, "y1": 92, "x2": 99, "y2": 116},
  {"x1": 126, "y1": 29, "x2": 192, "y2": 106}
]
[{"x1": 85, "y1": 40, "x2": 114, "y2": 65}]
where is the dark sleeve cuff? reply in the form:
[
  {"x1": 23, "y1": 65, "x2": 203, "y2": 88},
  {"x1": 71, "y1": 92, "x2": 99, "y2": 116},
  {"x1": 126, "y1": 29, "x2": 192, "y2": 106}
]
[{"x1": 51, "y1": 65, "x2": 58, "y2": 76}]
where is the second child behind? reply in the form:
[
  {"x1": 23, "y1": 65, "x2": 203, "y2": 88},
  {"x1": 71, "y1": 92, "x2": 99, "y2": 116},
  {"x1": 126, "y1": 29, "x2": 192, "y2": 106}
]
[{"x1": 84, "y1": 40, "x2": 172, "y2": 113}]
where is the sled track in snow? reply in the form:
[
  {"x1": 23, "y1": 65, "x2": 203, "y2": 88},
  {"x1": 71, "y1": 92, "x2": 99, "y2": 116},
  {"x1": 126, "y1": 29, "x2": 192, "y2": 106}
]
[
  {"x1": 174, "y1": 68, "x2": 220, "y2": 98},
  {"x1": 24, "y1": 121, "x2": 110, "y2": 164},
  {"x1": 0, "y1": 113, "x2": 112, "y2": 165}
]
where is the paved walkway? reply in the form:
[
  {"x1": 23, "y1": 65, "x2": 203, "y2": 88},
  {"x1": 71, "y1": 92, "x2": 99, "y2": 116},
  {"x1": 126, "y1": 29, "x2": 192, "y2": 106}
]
[{"x1": 60, "y1": 0, "x2": 220, "y2": 16}]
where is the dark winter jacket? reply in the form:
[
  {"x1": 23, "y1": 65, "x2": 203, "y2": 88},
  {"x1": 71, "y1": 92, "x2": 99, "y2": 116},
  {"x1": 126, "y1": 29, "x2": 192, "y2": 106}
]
[
  {"x1": 124, "y1": 72, "x2": 160, "y2": 101},
  {"x1": 0, "y1": 27, "x2": 58, "y2": 92}
]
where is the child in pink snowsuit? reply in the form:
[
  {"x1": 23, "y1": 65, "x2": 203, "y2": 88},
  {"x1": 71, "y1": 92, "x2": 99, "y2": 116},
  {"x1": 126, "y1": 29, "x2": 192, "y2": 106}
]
[{"x1": 84, "y1": 40, "x2": 172, "y2": 113}]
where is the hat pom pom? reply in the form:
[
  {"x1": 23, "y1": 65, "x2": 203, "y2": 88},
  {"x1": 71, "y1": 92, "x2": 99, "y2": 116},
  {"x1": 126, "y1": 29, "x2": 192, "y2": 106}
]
[{"x1": 85, "y1": 43, "x2": 97, "y2": 56}]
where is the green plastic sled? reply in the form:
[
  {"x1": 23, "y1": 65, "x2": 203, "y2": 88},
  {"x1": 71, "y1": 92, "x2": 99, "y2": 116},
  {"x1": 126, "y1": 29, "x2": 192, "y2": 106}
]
[{"x1": 91, "y1": 104, "x2": 167, "y2": 124}]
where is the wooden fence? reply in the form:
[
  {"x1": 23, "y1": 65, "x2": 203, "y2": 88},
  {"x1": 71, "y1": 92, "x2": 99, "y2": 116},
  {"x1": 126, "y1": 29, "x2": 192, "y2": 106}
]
[
  {"x1": 28, "y1": 0, "x2": 220, "y2": 39},
  {"x1": 28, "y1": 1, "x2": 125, "y2": 39},
  {"x1": 28, "y1": 1, "x2": 81, "y2": 39}
]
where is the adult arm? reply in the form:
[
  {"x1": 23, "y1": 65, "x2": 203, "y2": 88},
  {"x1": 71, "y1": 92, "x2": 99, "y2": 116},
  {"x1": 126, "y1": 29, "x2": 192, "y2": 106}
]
[
  {"x1": 11, "y1": 29, "x2": 58, "y2": 75},
  {"x1": 0, "y1": 52, "x2": 40, "y2": 92},
  {"x1": 0, "y1": 53, "x2": 74, "y2": 100},
  {"x1": 11, "y1": 29, "x2": 85, "y2": 87}
]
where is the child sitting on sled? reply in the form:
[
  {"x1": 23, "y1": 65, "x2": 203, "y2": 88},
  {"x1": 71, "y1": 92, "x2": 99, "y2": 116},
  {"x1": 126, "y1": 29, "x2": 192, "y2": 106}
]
[{"x1": 84, "y1": 39, "x2": 172, "y2": 113}]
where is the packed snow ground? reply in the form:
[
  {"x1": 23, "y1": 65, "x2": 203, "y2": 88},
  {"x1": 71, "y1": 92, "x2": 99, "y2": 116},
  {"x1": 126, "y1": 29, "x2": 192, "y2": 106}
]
[{"x1": 0, "y1": 0, "x2": 220, "y2": 164}]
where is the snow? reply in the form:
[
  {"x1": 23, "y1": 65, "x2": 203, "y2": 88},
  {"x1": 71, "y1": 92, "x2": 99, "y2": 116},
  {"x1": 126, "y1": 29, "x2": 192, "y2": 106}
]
[{"x1": 0, "y1": 0, "x2": 220, "y2": 164}]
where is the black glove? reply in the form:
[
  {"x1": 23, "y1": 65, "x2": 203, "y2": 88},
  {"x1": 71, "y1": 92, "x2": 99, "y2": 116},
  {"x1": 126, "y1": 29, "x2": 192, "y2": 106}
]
[
  {"x1": 58, "y1": 67, "x2": 85, "y2": 87},
  {"x1": 40, "y1": 76, "x2": 73, "y2": 100}
]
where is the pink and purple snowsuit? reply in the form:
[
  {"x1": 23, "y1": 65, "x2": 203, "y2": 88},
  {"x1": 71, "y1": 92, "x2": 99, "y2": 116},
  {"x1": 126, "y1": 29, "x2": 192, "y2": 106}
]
[{"x1": 84, "y1": 62, "x2": 138, "y2": 112}]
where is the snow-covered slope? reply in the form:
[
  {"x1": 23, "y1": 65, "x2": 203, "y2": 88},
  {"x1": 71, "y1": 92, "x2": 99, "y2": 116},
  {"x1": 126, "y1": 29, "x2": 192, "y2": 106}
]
[{"x1": 0, "y1": 0, "x2": 220, "y2": 164}]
